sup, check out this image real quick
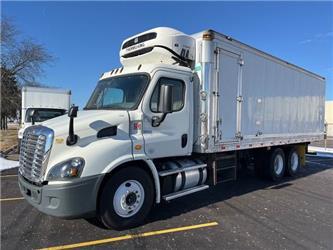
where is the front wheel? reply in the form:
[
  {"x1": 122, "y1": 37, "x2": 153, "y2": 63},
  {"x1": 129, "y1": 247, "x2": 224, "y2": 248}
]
[{"x1": 98, "y1": 167, "x2": 154, "y2": 230}]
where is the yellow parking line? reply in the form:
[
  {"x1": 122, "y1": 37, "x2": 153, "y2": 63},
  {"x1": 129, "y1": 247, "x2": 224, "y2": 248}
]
[
  {"x1": 38, "y1": 221, "x2": 219, "y2": 250},
  {"x1": 0, "y1": 174, "x2": 18, "y2": 178},
  {"x1": 0, "y1": 197, "x2": 24, "y2": 202}
]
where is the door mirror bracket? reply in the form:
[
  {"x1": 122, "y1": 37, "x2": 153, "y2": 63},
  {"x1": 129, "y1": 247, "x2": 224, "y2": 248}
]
[{"x1": 152, "y1": 114, "x2": 167, "y2": 127}]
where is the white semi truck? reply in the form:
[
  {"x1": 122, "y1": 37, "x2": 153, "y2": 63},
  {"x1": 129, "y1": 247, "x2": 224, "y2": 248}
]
[
  {"x1": 18, "y1": 27, "x2": 325, "y2": 229},
  {"x1": 18, "y1": 86, "x2": 71, "y2": 140}
]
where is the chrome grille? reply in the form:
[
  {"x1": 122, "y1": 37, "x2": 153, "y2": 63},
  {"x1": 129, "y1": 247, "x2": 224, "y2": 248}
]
[{"x1": 19, "y1": 126, "x2": 54, "y2": 183}]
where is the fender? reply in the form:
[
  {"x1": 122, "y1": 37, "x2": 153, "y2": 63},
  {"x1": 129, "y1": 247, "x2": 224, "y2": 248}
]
[{"x1": 102, "y1": 155, "x2": 161, "y2": 203}]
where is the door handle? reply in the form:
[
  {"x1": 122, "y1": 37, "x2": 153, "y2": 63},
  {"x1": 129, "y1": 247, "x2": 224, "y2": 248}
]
[{"x1": 181, "y1": 134, "x2": 188, "y2": 148}]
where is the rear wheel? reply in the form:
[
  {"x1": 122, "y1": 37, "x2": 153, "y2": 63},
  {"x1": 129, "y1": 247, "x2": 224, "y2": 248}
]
[
  {"x1": 98, "y1": 167, "x2": 154, "y2": 230},
  {"x1": 285, "y1": 147, "x2": 300, "y2": 176},
  {"x1": 267, "y1": 148, "x2": 285, "y2": 181}
]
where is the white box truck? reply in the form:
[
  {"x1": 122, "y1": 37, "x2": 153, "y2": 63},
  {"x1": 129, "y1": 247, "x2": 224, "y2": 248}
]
[
  {"x1": 18, "y1": 87, "x2": 71, "y2": 140},
  {"x1": 18, "y1": 27, "x2": 325, "y2": 229}
]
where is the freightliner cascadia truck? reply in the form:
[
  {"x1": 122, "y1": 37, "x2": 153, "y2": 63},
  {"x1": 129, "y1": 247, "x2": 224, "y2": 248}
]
[{"x1": 18, "y1": 27, "x2": 325, "y2": 229}]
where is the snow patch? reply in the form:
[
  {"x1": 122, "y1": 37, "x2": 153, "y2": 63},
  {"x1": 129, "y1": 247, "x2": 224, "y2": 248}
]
[
  {"x1": 0, "y1": 157, "x2": 19, "y2": 171},
  {"x1": 308, "y1": 146, "x2": 333, "y2": 153},
  {"x1": 308, "y1": 146, "x2": 333, "y2": 158}
]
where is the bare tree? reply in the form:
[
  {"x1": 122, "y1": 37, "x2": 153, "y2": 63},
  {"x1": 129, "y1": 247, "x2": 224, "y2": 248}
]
[
  {"x1": 0, "y1": 17, "x2": 53, "y2": 129},
  {"x1": 1, "y1": 18, "x2": 53, "y2": 84},
  {"x1": 1, "y1": 18, "x2": 18, "y2": 46},
  {"x1": 1, "y1": 69, "x2": 20, "y2": 130}
]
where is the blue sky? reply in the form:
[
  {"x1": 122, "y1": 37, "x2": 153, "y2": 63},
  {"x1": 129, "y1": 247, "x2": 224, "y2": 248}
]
[{"x1": 3, "y1": 1, "x2": 333, "y2": 107}]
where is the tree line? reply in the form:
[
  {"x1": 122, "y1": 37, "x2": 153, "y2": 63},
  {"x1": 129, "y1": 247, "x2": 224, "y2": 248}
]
[{"x1": 1, "y1": 18, "x2": 53, "y2": 130}]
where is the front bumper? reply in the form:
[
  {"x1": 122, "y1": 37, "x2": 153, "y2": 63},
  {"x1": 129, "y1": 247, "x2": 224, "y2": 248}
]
[{"x1": 18, "y1": 173, "x2": 103, "y2": 219}]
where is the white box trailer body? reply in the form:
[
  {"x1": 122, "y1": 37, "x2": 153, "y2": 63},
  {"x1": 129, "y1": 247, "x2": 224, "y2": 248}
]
[
  {"x1": 21, "y1": 87, "x2": 71, "y2": 122},
  {"x1": 19, "y1": 87, "x2": 71, "y2": 139},
  {"x1": 192, "y1": 30, "x2": 325, "y2": 153}
]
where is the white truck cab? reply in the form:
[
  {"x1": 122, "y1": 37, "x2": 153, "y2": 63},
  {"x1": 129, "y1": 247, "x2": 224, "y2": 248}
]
[{"x1": 18, "y1": 27, "x2": 325, "y2": 229}]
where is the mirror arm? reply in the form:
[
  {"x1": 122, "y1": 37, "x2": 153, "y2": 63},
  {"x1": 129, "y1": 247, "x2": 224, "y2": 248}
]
[
  {"x1": 30, "y1": 110, "x2": 36, "y2": 125},
  {"x1": 66, "y1": 105, "x2": 79, "y2": 146},
  {"x1": 152, "y1": 113, "x2": 168, "y2": 127}
]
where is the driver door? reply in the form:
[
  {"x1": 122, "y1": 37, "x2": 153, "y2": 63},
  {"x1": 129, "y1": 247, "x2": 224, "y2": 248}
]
[{"x1": 141, "y1": 70, "x2": 192, "y2": 159}]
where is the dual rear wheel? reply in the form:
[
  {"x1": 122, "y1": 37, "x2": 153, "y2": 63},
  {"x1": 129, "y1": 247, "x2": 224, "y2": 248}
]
[{"x1": 255, "y1": 146, "x2": 300, "y2": 181}]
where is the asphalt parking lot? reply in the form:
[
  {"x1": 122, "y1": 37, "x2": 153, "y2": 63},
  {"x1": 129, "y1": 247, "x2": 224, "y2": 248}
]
[{"x1": 1, "y1": 155, "x2": 333, "y2": 250}]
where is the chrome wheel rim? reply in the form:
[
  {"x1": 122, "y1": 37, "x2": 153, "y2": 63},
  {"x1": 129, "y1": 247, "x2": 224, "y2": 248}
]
[
  {"x1": 291, "y1": 152, "x2": 299, "y2": 172},
  {"x1": 113, "y1": 180, "x2": 145, "y2": 218},
  {"x1": 274, "y1": 154, "x2": 284, "y2": 176}
]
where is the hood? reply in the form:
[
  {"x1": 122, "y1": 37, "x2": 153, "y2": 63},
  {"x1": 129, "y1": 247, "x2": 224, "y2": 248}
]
[
  {"x1": 40, "y1": 109, "x2": 132, "y2": 179},
  {"x1": 42, "y1": 110, "x2": 129, "y2": 139}
]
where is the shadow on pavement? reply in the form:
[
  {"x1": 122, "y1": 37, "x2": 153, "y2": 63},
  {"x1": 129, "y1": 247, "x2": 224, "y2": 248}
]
[{"x1": 146, "y1": 155, "x2": 333, "y2": 224}]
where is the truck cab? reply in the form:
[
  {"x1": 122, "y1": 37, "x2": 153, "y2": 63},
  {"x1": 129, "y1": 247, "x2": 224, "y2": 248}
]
[
  {"x1": 18, "y1": 87, "x2": 71, "y2": 140},
  {"x1": 18, "y1": 108, "x2": 66, "y2": 138},
  {"x1": 18, "y1": 28, "x2": 202, "y2": 229}
]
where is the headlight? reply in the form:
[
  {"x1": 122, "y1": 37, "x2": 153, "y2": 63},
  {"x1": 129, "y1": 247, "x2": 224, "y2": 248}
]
[{"x1": 47, "y1": 157, "x2": 85, "y2": 181}]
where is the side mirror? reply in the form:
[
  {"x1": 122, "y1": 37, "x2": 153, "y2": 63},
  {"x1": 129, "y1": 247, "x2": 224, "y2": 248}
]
[
  {"x1": 152, "y1": 85, "x2": 173, "y2": 127},
  {"x1": 67, "y1": 105, "x2": 79, "y2": 146},
  {"x1": 157, "y1": 84, "x2": 173, "y2": 114},
  {"x1": 68, "y1": 105, "x2": 78, "y2": 118},
  {"x1": 31, "y1": 110, "x2": 36, "y2": 125}
]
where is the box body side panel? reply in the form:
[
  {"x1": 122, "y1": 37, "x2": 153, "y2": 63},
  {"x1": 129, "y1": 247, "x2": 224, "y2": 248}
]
[
  {"x1": 22, "y1": 89, "x2": 71, "y2": 110},
  {"x1": 193, "y1": 34, "x2": 325, "y2": 153},
  {"x1": 240, "y1": 46, "x2": 325, "y2": 138}
]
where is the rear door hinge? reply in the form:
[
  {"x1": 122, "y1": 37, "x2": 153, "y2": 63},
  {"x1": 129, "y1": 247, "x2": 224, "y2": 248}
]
[
  {"x1": 236, "y1": 96, "x2": 243, "y2": 102},
  {"x1": 235, "y1": 132, "x2": 243, "y2": 140}
]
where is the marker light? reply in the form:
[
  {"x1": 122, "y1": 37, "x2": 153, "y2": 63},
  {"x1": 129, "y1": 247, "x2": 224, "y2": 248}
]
[{"x1": 130, "y1": 121, "x2": 142, "y2": 134}]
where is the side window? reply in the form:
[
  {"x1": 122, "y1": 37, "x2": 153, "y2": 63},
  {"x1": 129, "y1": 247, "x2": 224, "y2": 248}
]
[{"x1": 150, "y1": 78, "x2": 185, "y2": 112}]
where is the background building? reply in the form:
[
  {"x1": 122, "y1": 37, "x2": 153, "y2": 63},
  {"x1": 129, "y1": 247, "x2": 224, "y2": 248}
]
[{"x1": 325, "y1": 101, "x2": 333, "y2": 137}]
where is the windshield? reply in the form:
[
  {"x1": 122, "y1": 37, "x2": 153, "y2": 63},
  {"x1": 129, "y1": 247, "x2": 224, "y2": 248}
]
[
  {"x1": 85, "y1": 74, "x2": 149, "y2": 110},
  {"x1": 25, "y1": 108, "x2": 66, "y2": 123}
]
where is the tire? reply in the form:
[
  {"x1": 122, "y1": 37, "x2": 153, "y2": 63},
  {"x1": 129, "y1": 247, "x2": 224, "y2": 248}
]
[
  {"x1": 285, "y1": 147, "x2": 300, "y2": 177},
  {"x1": 85, "y1": 217, "x2": 107, "y2": 229},
  {"x1": 267, "y1": 148, "x2": 285, "y2": 181},
  {"x1": 98, "y1": 166, "x2": 154, "y2": 230}
]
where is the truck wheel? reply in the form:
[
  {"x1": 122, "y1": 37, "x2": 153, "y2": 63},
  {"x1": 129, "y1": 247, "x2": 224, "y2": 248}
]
[
  {"x1": 98, "y1": 166, "x2": 154, "y2": 230},
  {"x1": 267, "y1": 148, "x2": 285, "y2": 181},
  {"x1": 285, "y1": 147, "x2": 300, "y2": 177}
]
